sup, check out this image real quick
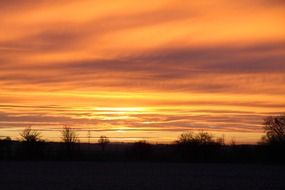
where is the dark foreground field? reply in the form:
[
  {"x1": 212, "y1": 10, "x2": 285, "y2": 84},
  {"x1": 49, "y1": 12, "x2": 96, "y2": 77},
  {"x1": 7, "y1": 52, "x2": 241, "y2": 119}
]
[{"x1": 0, "y1": 162, "x2": 284, "y2": 190}]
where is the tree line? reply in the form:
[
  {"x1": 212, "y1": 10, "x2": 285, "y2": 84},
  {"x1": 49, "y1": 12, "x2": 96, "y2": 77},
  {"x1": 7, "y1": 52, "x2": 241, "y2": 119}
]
[{"x1": 0, "y1": 114, "x2": 284, "y2": 162}]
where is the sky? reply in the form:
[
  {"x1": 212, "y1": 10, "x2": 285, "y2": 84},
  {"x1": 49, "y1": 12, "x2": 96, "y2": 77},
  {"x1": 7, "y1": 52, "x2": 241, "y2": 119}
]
[{"x1": 0, "y1": 0, "x2": 285, "y2": 144}]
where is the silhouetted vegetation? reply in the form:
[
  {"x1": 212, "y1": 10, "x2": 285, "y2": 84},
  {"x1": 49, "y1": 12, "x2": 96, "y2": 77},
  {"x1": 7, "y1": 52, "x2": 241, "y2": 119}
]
[
  {"x1": 20, "y1": 127, "x2": 42, "y2": 142},
  {"x1": 98, "y1": 136, "x2": 110, "y2": 151},
  {"x1": 0, "y1": 140, "x2": 284, "y2": 163},
  {"x1": 126, "y1": 140, "x2": 153, "y2": 160},
  {"x1": 18, "y1": 127, "x2": 45, "y2": 159},
  {"x1": 1, "y1": 115, "x2": 285, "y2": 162},
  {"x1": 175, "y1": 131, "x2": 224, "y2": 162},
  {"x1": 176, "y1": 131, "x2": 222, "y2": 146},
  {"x1": 261, "y1": 114, "x2": 285, "y2": 145},
  {"x1": 61, "y1": 126, "x2": 79, "y2": 144},
  {"x1": 2, "y1": 136, "x2": 12, "y2": 141},
  {"x1": 60, "y1": 126, "x2": 80, "y2": 158},
  {"x1": 256, "y1": 114, "x2": 285, "y2": 162}
]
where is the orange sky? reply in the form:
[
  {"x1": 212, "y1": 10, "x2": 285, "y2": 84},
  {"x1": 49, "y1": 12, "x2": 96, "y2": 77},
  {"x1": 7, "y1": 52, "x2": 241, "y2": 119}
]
[{"x1": 0, "y1": 0, "x2": 285, "y2": 144}]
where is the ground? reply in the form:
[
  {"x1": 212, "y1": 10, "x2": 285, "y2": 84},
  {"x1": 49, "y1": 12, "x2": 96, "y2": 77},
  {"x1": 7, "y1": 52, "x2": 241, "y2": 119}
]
[{"x1": 0, "y1": 162, "x2": 284, "y2": 190}]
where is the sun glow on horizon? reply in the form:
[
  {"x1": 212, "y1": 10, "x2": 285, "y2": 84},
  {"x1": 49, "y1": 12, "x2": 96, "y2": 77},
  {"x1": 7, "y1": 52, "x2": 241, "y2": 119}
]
[{"x1": 0, "y1": 0, "x2": 285, "y2": 144}]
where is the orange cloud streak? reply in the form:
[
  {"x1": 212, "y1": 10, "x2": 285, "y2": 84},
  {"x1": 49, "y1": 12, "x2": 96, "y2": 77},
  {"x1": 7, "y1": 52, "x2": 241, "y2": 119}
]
[{"x1": 0, "y1": 0, "x2": 285, "y2": 144}]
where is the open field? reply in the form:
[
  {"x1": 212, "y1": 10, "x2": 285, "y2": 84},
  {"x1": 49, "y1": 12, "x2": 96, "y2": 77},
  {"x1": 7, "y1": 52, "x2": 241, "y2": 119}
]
[{"x1": 0, "y1": 162, "x2": 284, "y2": 190}]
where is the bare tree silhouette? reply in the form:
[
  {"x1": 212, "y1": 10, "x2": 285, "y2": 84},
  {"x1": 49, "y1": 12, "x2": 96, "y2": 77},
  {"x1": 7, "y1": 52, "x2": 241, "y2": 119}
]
[
  {"x1": 176, "y1": 132, "x2": 195, "y2": 145},
  {"x1": 262, "y1": 114, "x2": 285, "y2": 145},
  {"x1": 61, "y1": 126, "x2": 79, "y2": 144},
  {"x1": 98, "y1": 136, "x2": 110, "y2": 151},
  {"x1": 195, "y1": 131, "x2": 214, "y2": 145},
  {"x1": 20, "y1": 127, "x2": 42, "y2": 142},
  {"x1": 60, "y1": 126, "x2": 79, "y2": 158}
]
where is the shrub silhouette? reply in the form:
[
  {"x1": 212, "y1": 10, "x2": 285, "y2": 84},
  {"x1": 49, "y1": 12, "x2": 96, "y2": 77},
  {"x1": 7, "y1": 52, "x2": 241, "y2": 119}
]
[
  {"x1": 127, "y1": 140, "x2": 153, "y2": 160},
  {"x1": 98, "y1": 136, "x2": 110, "y2": 151},
  {"x1": 176, "y1": 131, "x2": 220, "y2": 146},
  {"x1": 175, "y1": 131, "x2": 223, "y2": 161},
  {"x1": 18, "y1": 127, "x2": 45, "y2": 159},
  {"x1": 20, "y1": 127, "x2": 42, "y2": 142},
  {"x1": 3, "y1": 136, "x2": 11, "y2": 141}
]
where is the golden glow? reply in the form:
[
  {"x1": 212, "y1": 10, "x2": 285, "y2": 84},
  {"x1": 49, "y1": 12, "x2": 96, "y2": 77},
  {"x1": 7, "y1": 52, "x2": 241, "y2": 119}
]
[{"x1": 0, "y1": 0, "x2": 285, "y2": 144}]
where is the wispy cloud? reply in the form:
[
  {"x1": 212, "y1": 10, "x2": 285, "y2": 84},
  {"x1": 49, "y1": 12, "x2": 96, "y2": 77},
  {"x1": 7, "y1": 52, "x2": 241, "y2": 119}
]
[{"x1": 0, "y1": 0, "x2": 284, "y2": 143}]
